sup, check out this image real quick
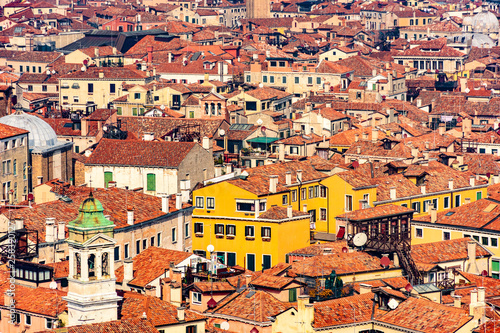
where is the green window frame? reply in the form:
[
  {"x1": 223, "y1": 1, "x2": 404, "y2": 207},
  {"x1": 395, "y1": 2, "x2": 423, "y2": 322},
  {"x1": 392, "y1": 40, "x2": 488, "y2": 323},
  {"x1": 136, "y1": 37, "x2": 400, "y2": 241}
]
[
  {"x1": 263, "y1": 254, "x2": 271, "y2": 270},
  {"x1": 295, "y1": 77, "x2": 299, "y2": 84},
  {"x1": 104, "y1": 171, "x2": 113, "y2": 188},
  {"x1": 282, "y1": 76, "x2": 287, "y2": 84},
  {"x1": 263, "y1": 76, "x2": 268, "y2": 83},
  {"x1": 132, "y1": 108, "x2": 138, "y2": 116},
  {"x1": 270, "y1": 76, "x2": 274, "y2": 84},
  {"x1": 289, "y1": 288, "x2": 297, "y2": 302},
  {"x1": 147, "y1": 173, "x2": 156, "y2": 191},
  {"x1": 117, "y1": 107, "x2": 122, "y2": 115},
  {"x1": 477, "y1": 192, "x2": 482, "y2": 200}
]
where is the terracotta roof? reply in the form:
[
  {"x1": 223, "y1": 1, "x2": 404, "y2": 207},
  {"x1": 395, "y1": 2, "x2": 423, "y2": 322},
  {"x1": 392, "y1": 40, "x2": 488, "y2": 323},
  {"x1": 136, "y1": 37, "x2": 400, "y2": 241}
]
[
  {"x1": 336, "y1": 204, "x2": 414, "y2": 221},
  {"x1": 289, "y1": 240, "x2": 348, "y2": 256},
  {"x1": 0, "y1": 122, "x2": 28, "y2": 139},
  {"x1": 43, "y1": 118, "x2": 82, "y2": 136},
  {"x1": 313, "y1": 293, "x2": 374, "y2": 328},
  {"x1": 121, "y1": 292, "x2": 205, "y2": 325},
  {"x1": 249, "y1": 274, "x2": 297, "y2": 289},
  {"x1": 191, "y1": 281, "x2": 235, "y2": 293},
  {"x1": 412, "y1": 238, "x2": 491, "y2": 265},
  {"x1": 115, "y1": 247, "x2": 192, "y2": 287},
  {"x1": 244, "y1": 87, "x2": 291, "y2": 101},
  {"x1": 41, "y1": 318, "x2": 159, "y2": 333},
  {"x1": 59, "y1": 66, "x2": 149, "y2": 79},
  {"x1": 86, "y1": 139, "x2": 196, "y2": 167},
  {"x1": 45, "y1": 260, "x2": 69, "y2": 279},
  {"x1": 257, "y1": 206, "x2": 309, "y2": 220},
  {"x1": 274, "y1": 133, "x2": 324, "y2": 145}
]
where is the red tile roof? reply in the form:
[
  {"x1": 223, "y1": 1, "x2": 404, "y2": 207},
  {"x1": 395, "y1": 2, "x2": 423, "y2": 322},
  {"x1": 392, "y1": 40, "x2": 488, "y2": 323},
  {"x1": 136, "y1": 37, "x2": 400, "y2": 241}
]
[
  {"x1": 336, "y1": 204, "x2": 414, "y2": 221},
  {"x1": 0, "y1": 122, "x2": 28, "y2": 139},
  {"x1": 59, "y1": 66, "x2": 149, "y2": 79},
  {"x1": 41, "y1": 318, "x2": 159, "y2": 333},
  {"x1": 412, "y1": 238, "x2": 491, "y2": 265}
]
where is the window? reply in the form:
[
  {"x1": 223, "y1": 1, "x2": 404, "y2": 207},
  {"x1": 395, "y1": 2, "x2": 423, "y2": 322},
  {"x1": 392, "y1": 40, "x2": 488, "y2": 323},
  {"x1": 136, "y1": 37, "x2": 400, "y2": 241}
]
[
  {"x1": 282, "y1": 76, "x2": 287, "y2": 84},
  {"x1": 132, "y1": 108, "x2": 138, "y2": 116},
  {"x1": 432, "y1": 198, "x2": 438, "y2": 210},
  {"x1": 455, "y1": 195, "x2": 461, "y2": 208},
  {"x1": 134, "y1": 93, "x2": 141, "y2": 99},
  {"x1": 247, "y1": 253, "x2": 255, "y2": 271},
  {"x1": 245, "y1": 226, "x2": 255, "y2": 238},
  {"x1": 142, "y1": 239, "x2": 147, "y2": 250},
  {"x1": 28, "y1": 85, "x2": 33, "y2": 91},
  {"x1": 444, "y1": 197, "x2": 450, "y2": 209},
  {"x1": 117, "y1": 107, "x2": 122, "y2": 115},
  {"x1": 157, "y1": 233, "x2": 161, "y2": 246},
  {"x1": 172, "y1": 227, "x2": 177, "y2": 243},
  {"x1": 263, "y1": 76, "x2": 268, "y2": 83},
  {"x1": 321, "y1": 186, "x2": 327, "y2": 198},
  {"x1": 194, "y1": 222, "x2": 203, "y2": 234},
  {"x1": 20, "y1": 66, "x2": 23, "y2": 72},
  {"x1": 146, "y1": 173, "x2": 156, "y2": 191},
  {"x1": 124, "y1": 244, "x2": 129, "y2": 258},
  {"x1": 482, "y1": 237, "x2": 489, "y2": 246},
  {"x1": 412, "y1": 202, "x2": 421, "y2": 213},
  {"x1": 477, "y1": 192, "x2": 482, "y2": 200},
  {"x1": 246, "y1": 75, "x2": 251, "y2": 82},
  {"x1": 88, "y1": 83, "x2": 93, "y2": 93},
  {"x1": 345, "y1": 195, "x2": 353, "y2": 212},
  {"x1": 25, "y1": 314, "x2": 31, "y2": 325},
  {"x1": 196, "y1": 193, "x2": 211, "y2": 209},
  {"x1": 114, "y1": 246, "x2": 119, "y2": 261},
  {"x1": 186, "y1": 325, "x2": 197, "y2": 333},
  {"x1": 291, "y1": 190, "x2": 297, "y2": 202},
  {"x1": 270, "y1": 76, "x2": 274, "y2": 84},
  {"x1": 73, "y1": 96, "x2": 79, "y2": 103},
  {"x1": 215, "y1": 224, "x2": 224, "y2": 235},
  {"x1": 416, "y1": 228, "x2": 423, "y2": 238},
  {"x1": 262, "y1": 254, "x2": 271, "y2": 270},
  {"x1": 492, "y1": 238, "x2": 498, "y2": 247},
  {"x1": 295, "y1": 77, "x2": 299, "y2": 84},
  {"x1": 423, "y1": 200, "x2": 431, "y2": 212},
  {"x1": 192, "y1": 292, "x2": 202, "y2": 304},
  {"x1": 195, "y1": 197, "x2": 204, "y2": 208},
  {"x1": 226, "y1": 224, "x2": 236, "y2": 236},
  {"x1": 136, "y1": 240, "x2": 140, "y2": 255},
  {"x1": 282, "y1": 195, "x2": 288, "y2": 205},
  {"x1": 320, "y1": 208, "x2": 327, "y2": 221},
  {"x1": 104, "y1": 171, "x2": 113, "y2": 188},
  {"x1": 261, "y1": 226, "x2": 271, "y2": 239},
  {"x1": 185, "y1": 223, "x2": 189, "y2": 238},
  {"x1": 110, "y1": 83, "x2": 116, "y2": 93},
  {"x1": 493, "y1": 260, "x2": 500, "y2": 279},
  {"x1": 309, "y1": 187, "x2": 314, "y2": 199},
  {"x1": 290, "y1": 146, "x2": 299, "y2": 154},
  {"x1": 443, "y1": 231, "x2": 451, "y2": 240},
  {"x1": 289, "y1": 288, "x2": 297, "y2": 302},
  {"x1": 12, "y1": 159, "x2": 16, "y2": 175},
  {"x1": 46, "y1": 318, "x2": 53, "y2": 329},
  {"x1": 473, "y1": 235, "x2": 480, "y2": 242},
  {"x1": 301, "y1": 188, "x2": 307, "y2": 200},
  {"x1": 316, "y1": 77, "x2": 321, "y2": 85},
  {"x1": 307, "y1": 77, "x2": 313, "y2": 85}
]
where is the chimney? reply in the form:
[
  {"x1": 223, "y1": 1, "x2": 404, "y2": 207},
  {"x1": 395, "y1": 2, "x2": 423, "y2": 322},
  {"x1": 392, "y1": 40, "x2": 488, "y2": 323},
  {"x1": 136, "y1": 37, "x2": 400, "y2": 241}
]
[
  {"x1": 287, "y1": 205, "x2": 293, "y2": 218},
  {"x1": 357, "y1": 146, "x2": 361, "y2": 154},
  {"x1": 359, "y1": 284, "x2": 372, "y2": 294},
  {"x1": 161, "y1": 194, "x2": 169, "y2": 213},
  {"x1": 457, "y1": 155, "x2": 464, "y2": 165},
  {"x1": 372, "y1": 69, "x2": 377, "y2": 77},
  {"x1": 411, "y1": 147, "x2": 419, "y2": 159},
  {"x1": 45, "y1": 218, "x2": 55, "y2": 243},
  {"x1": 470, "y1": 289, "x2": 478, "y2": 316},
  {"x1": 99, "y1": 70, "x2": 104, "y2": 79},
  {"x1": 143, "y1": 132, "x2": 154, "y2": 141},
  {"x1": 127, "y1": 206, "x2": 134, "y2": 225},
  {"x1": 438, "y1": 123, "x2": 445, "y2": 135},
  {"x1": 225, "y1": 163, "x2": 232, "y2": 175},
  {"x1": 58, "y1": 222, "x2": 65, "y2": 240},
  {"x1": 177, "y1": 307, "x2": 185, "y2": 321},
  {"x1": 269, "y1": 175, "x2": 278, "y2": 193},
  {"x1": 37, "y1": 176, "x2": 43, "y2": 185},
  {"x1": 470, "y1": 176, "x2": 475, "y2": 187},
  {"x1": 176, "y1": 193, "x2": 182, "y2": 210},
  {"x1": 354, "y1": 133, "x2": 359, "y2": 142},
  {"x1": 362, "y1": 132, "x2": 368, "y2": 140},
  {"x1": 14, "y1": 218, "x2": 23, "y2": 230},
  {"x1": 4, "y1": 291, "x2": 13, "y2": 307},
  {"x1": 390, "y1": 187, "x2": 397, "y2": 200},
  {"x1": 245, "y1": 274, "x2": 252, "y2": 287},
  {"x1": 303, "y1": 204, "x2": 307, "y2": 213},
  {"x1": 286, "y1": 171, "x2": 292, "y2": 185},
  {"x1": 123, "y1": 258, "x2": 133, "y2": 284},
  {"x1": 467, "y1": 240, "x2": 479, "y2": 274},
  {"x1": 296, "y1": 170, "x2": 303, "y2": 182},
  {"x1": 465, "y1": 197, "x2": 471, "y2": 204},
  {"x1": 448, "y1": 179, "x2": 454, "y2": 190},
  {"x1": 297, "y1": 295, "x2": 313, "y2": 332},
  {"x1": 372, "y1": 128, "x2": 378, "y2": 143},
  {"x1": 94, "y1": 47, "x2": 99, "y2": 58},
  {"x1": 421, "y1": 185, "x2": 426, "y2": 194},
  {"x1": 180, "y1": 180, "x2": 191, "y2": 203},
  {"x1": 147, "y1": 46, "x2": 153, "y2": 64},
  {"x1": 453, "y1": 295, "x2": 462, "y2": 308},
  {"x1": 113, "y1": 47, "x2": 117, "y2": 55},
  {"x1": 279, "y1": 143, "x2": 285, "y2": 161},
  {"x1": 430, "y1": 208, "x2": 437, "y2": 223},
  {"x1": 478, "y1": 286, "x2": 485, "y2": 303},
  {"x1": 202, "y1": 136, "x2": 210, "y2": 150}
]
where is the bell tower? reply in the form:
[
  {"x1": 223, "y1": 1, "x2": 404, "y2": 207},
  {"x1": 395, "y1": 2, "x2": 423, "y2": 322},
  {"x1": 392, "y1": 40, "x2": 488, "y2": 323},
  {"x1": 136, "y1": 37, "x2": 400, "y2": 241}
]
[{"x1": 63, "y1": 192, "x2": 122, "y2": 327}]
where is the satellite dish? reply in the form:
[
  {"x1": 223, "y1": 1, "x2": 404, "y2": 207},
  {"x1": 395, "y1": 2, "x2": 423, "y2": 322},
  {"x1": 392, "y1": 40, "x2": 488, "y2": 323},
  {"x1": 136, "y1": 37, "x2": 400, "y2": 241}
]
[
  {"x1": 352, "y1": 233, "x2": 367, "y2": 247},
  {"x1": 160, "y1": 104, "x2": 165, "y2": 110},
  {"x1": 342, "y1": 247, "x2": 348, "y2": 253},
  {"x1": 220, "y1": 322, "x2": 230, "y2": 330},
  {"x1": 81, "y1": 66, "x2": 86, "y2": 72},
  {"x1": 219, "y1": 129, "x2": 225, "y2": 136},
  {"x1": 49, "y1": 281, "x2": 57, "y2": 290},
  {"x1": 380, "y1": 256, "x2": 391, "y2": 268},
  {"x1": 388, "y1": 298, "x2": 399, "y2": 310},
  {"x1": 46, "y1": 70, "x2": 51, "y2": 75},
  {"x1": 405, "y1": 283, "x2": 413, "y2": 292},
  {"x1": 465, "y1": 88, "x2": 470, "y2": 93},
  {"x1": 52, "y1": 70, "x2": 56, "y2": 74},
  {"x1": 256, "y1": 118, "x2": 263, "y2": 126},
  {"x1": 207, "y1": 244, "x2": 214, "y2": 253}
]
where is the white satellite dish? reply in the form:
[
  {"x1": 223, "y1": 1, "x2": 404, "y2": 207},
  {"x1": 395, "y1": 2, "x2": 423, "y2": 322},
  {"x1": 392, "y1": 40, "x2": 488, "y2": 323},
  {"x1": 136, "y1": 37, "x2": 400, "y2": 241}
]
[
  {"x1": 51, "y1": 70, "x2": 56, "y2": 74},
  {"x1": 256, "y1": 118, "x2": 263, "y2": 126},
  {"x1": 207, "y1": 244, "x2": 215, "y2": 253},
  {"x1": 160, "y1": 104, "x2": 165, "y2": 110},
  {"x1": 49, "y1": 281, "x2": 57, "y2": 290},
  {"x1": 220, "y1": 322, "x2": 230, "y2": 330},
  {"x1": 46, "y1": 70, "x2": 51, "y2": 75},
  {"x1": 465, "y1": 88, "x2": 470, "y2": 93},
  {"x1": 388, "y1": 298, "x2": 399, "y2": 310},
  {"x1": 81, "y1": 66, "x2": 86, "y2": 72},
  {"x1": 352, "y1": 233, "x2": 368, "y2": 247},
  {"x1": 219, "y1": 129, "x2": 225, "y2": 136}
]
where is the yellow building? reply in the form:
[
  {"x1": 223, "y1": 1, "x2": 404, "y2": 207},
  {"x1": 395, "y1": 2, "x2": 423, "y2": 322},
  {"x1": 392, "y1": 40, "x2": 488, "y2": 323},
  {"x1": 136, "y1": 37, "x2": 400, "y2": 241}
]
[
  {"x1": 191, "y1": 160, "x2": 328, "y2": 270},
  {"x1": 320, "y1": 161, "x2": 488, "y2": 236}
]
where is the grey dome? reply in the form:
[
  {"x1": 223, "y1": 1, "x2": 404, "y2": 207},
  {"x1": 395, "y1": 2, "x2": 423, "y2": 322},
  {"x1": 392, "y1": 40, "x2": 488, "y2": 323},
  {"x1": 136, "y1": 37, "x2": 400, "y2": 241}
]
[
  {"x1": 463, "y1": 16, "x2": 473, "y2": 26},
  {"x1": 471, "y1": 34, "x2": 495, "y2": 47},
  {"x1": 472, "y1": 9, "x2": 499, "y2": 33},
  {"x1": 0, "y1": 112, "x2": 57, "y2": 148}
]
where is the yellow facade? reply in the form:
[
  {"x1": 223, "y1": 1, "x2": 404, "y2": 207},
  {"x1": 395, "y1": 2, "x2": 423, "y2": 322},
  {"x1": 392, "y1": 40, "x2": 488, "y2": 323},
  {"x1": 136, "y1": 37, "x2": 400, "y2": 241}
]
[{"x1": 191, "y1": 181, "x2": 313, "y2": 270}]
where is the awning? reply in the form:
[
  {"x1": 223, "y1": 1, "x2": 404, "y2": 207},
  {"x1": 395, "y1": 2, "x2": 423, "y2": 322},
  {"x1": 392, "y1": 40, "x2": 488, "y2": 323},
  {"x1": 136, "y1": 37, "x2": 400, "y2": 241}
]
[
  {"x1": 337, "y1": 226, "x2": 345, "y2": 240},
  {"x1": 246, "y1": 137, "x2": 279, "y2": 144}
]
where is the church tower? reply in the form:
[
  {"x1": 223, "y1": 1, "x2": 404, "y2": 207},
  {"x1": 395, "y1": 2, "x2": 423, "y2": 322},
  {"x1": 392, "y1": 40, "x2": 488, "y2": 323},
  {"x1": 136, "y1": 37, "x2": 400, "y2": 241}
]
[
  {"x1": 63, "y1": 192, "x2": 122, "y2": 327},
  {"x1": 246, "y1": 0, "x2": 270, "y2": 19}
]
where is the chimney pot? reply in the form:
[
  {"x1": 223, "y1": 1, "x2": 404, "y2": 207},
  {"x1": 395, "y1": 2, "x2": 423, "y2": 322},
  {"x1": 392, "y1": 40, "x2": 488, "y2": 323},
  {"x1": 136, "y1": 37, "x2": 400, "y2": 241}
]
[
  {"x1": 390, "y1": 187, "x2": 397, "y2": 200},
  {"x1": 286, "y1": 171, "x2": 292, "y2": 185},
  {"x1": 470, "y1": 176, "x2": 475, "y2": 187},
  {"x1": 287, "y1": 205, "x2": 293, "y2": 218},
  {"x1": 58, "y1": 222, "x2": 65, "y2": 240},
  {"x1": 269, "y1": 175, "x2": 278, "y2": 193},
  {"x1": 160, "y1": 194, "x2": 169, "y2": 213},
  {"x1": 45, "y1": 218, "x2": 55, "y2": 243},
  {"x1": 430, "y1": 208, "x2": 437, "y2": 223},
  {"x1": 359, "y1": 283, "x2": 372, "y2": 294},
  {"x1": 175, "y1": 193, "x2": 182, "y2": 210},
  {"x1": 453, "y1": 295, "x2": 462, "y2": 308},
  {"x1": 177, "y1": 307, "x2": 186, "y2": 321},
  {"x1": 127, "y1": 207, "x2": 134, "y2": 225}
]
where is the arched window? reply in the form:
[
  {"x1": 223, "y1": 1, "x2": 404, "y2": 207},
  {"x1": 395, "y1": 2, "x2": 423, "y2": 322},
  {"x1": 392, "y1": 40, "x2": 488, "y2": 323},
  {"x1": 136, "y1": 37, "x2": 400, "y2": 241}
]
[
  {"x1": 102, "y1": 252, "x2": 109, "y2": 276},
  {"x1": 88, "y1": 254, "x2": 96, "y2": 278},
  {"x1": 217, "y1": 103, "x2": 221, "y2": 115},
  {"x1": 75, "y1": 253, "x2": 81, "y2": 278}
]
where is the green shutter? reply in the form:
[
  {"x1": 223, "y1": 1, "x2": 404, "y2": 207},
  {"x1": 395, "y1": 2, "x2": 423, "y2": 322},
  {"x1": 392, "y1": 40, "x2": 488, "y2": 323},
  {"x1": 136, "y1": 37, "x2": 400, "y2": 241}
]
[
  {"x1": 104, "y1": 172, "x2": 113, "y2": 188},
  {"x1": 117, "y1": 107, "x2": 122, "y2": 115},
  {"x1": 493, "y1": 260, "x2": 500, "y2": 272},
  {"x1": 477, "y1": 192, "x2": 482, "y2": 200},
  {"x1": 132, "y1": 108, "x2": 137, "y2": 116},
  {"x1": 289, "y1": 288, "x2": 297, "y2": 302},
  {"x1": 147, "y1": 174, "x2": 156, "y2": 191}
]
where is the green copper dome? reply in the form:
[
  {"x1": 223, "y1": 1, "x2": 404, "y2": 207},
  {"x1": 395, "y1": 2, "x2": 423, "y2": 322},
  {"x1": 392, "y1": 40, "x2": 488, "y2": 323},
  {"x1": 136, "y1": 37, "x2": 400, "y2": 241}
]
[{"x1": 68, "y1": 192, "x2": 113, "y2": 229}]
